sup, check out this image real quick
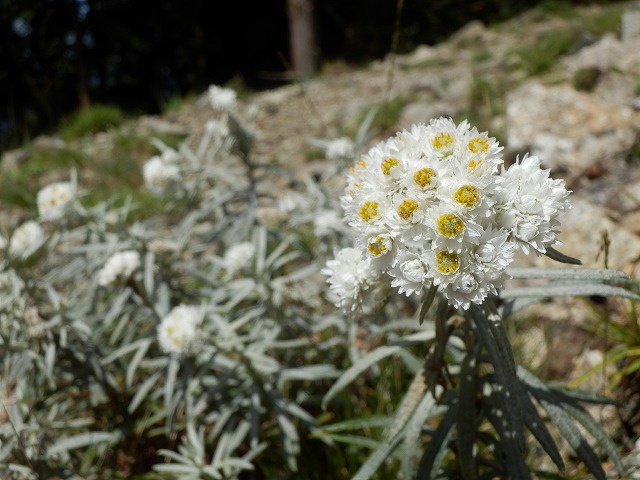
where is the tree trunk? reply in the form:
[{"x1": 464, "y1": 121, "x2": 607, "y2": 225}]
[{"x1": 286, "y1": 0, "x2": 318, "y2": 79}]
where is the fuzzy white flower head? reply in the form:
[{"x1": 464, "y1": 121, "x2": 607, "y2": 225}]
[
  {"x1": 37, "y1": 181, "x2": 75, "y2": 221},
  {"x1": 157, "y1": 305, "x2": 202, "y2": 355},
  {"x1": 208, "y1": 84, "x2": 237, "y2": 111},
  {"x1": 322, "y1": 247, "x2": 379, "y2": 312},
  {"x1": 314, "y1": 209, "x2": 344, "y2": 237},
  {"x1": 325, "y1": 137, "x2": 355, "y2": 162},
  {"x1": 98, "y1": 250, "x2": 140, "y2": 286},
  {"x1": 143, "y1": 156, "x2": 181, "y2": 196},
  {"x1": 496, "y1": 154, "x2": 571, "y2": 254},
  {"x1": 9, "y1": 221, "x2": 46, "y2": 260},
  {"x1": 223, "y1": 242, "x2": 255, "y2": 274}
]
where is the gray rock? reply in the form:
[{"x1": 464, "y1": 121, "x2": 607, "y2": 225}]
[
  {"x1": 622, "y1": 9, "x2": 640, "y2": 41},
  {"x1": 562, "y1": 34, "x2": 640, "y2": 76},
  {"x1": 506, "y1": 81, "x2": 638, "y2": 171},
  {"x1": 1, "y1": 148, "x2": 28, "y2": 170}
]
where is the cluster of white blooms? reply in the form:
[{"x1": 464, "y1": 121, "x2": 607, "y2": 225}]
[
  {"x1": 325, "y1": 137, "x2": 355, "y2": 162},
  {"x1": 157, "y1": 304, "x2": 202, "y2": 355},
  {"x1": 97, "y1": 250, "x2": 141, "y2": 286},
  {"x1": 208, "y1": 84, "x2": 237, "y2": 111},
  {"x1": 222, "y1": 242, "x2": 255, "y2": 275},
  {"x1": 143, "y1": 155, "x2": 181, "y2": 196},
  {"x1": 9, "y1": 220, "x2": 46, "y2": 260},
  {"x1": 324, "y1": 117, "x2": 571, "y2": 311},
  {"x1": 37, "y1": 181, "x2": 76, "y2": 221}
]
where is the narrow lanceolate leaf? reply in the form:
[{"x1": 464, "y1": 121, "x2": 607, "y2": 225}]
[
  {"x1": 322, "y1": 345, "x2": 402, "y2": 410},
  {"x1": 419, "y1": 284, "x2": 438, "y2": 325},
  {"x1": 384, "y1": 369, "x2": 427, "y2": 440},
  {"x1": 47, "y1": 431, "x2": 121, "y2": 457},
  {"x1": 457, "y1": 351, "x2": 477, "y2": 480},
  {"x1": 470, "y1": 306, "x2": 529, "y2": 478},
  {"x1": 483, "y1": 390, "x2": 531, "y2": 480},
  {"x1": 401, "y1": 392, "x2": 438, "y2": 480},
  {"x1": 416, "y1": 401, "x2": 457, "y2": 480},
  {"x1": 507, "y1": 267, "x2": 630, "y2": 284},
  {"x1": 351, "y1": 433, "x2": 404, "y2": 480},
  {"x1": 519, "y1": 389, "x2": 565, "y2": 472},
  {"x1": 561, "y1": 403, "x2": 624, "y2": 475},
  {"x1": 543, "y1": 247, "x2": 582, "y2": 265},
  {"x1": 500, "y1": 283, "x2": 640, "y2": 302},
  {"x1": 534, "y1": 395, "x2": 606, "y2": 480}
]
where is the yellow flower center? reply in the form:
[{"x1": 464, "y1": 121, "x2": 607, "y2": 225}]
[
  {"x1": 436, "y1": 251, "x2": 460, "y2": 274},
  {"x1": 355, "y1": 159, "x2": 366, "y2": 168},
  {"x1": 433, "y1": 132, "x2": 454, "y2": 150},
  {"x1": 413, "y1": 168, "x2": 437, "y2": 188},
  {"x1": 367, "y1": 236, "x2": 387, "y2": 256},
  {"x1": 381, "y1": 157, "x2": 399, "y2": 175},
  {"x1": 437, "y1": 213, "x2": 464, "y2": 237},
  {"x1": 468, "y1": 158, "x2": 482, "y2": 170},
  {"x1": 359, "y1": 201, "x2": 379, "y2": 222},
  {"x1": 398, "y1": 199, "x2": 419, "y2": 220},
  {"x1": 454, "y1": 185, "x2": 480, "y2": 208},
  {"x1": 468, "y1": 136, "x2": 489, "y2": 154}
]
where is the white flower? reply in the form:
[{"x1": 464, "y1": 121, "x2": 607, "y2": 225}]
[
  {"x1": 97, "y1": 250, "x2": 140, "y2": 286},
  {"x1": 322, "y1": 247, "x2": 379, "y2": 312},
  {"x1": 143, "y1": 156, "x2": 181, "y2": 196},
  {"x1": 157, "y1": 305, "x2": 202, "y2": 355},
  {"x1": 313, "y1": 209, "x2": 344, "y2": 237},
  {"x1": 208, "y1": 84, "x2": 236, "y2": 111},
  {"x1": 325, "y1": 137, "x2": 354, "y2": 162},
  {"x1": 496, "y1": 154, "x2": 571, "y2": 254},
  {"x1": 37, "y1": 181, "x2": 75, "y2": 221},
  {"x1": 222, "y1": 242, "x2": 255, "y2": 274},
  {"x1": 9, "y1": 221, "x2": 46, "y2": 260}
]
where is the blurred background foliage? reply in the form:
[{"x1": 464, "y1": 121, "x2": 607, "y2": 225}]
[{"x1": 0, "y1": 0, "x2": 624, "y2": 151}]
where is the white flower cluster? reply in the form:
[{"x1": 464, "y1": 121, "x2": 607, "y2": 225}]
[
  {"x1": 9, "y1": 220, "x2": 46, "y2": 260},
  {"x1": 325, "y1": 137, "x2": 355, "y2": 162},
  {"x1": 324, "y1": 117, "x2": 571, "y2": 311},
  {"x1": 208, "y1": 84, "x2": 237, "y2": 112},
  {"x1": 222, "y1": 242, "x2": 255, "y2": 275},
  {"x1": 97, "y1": 250, "x2": 141, "y2": 286},
  {"x1": 143, "y1": 152, "x2": 181, "y2": 196},
  {"x1": 157, "y1": 304, "x2": 202, "y2": 355},
  {"x1": 37, "y1": 181, "x2": 76, "y2": 221}
]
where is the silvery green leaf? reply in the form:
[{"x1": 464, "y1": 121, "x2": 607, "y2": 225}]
[
  {"x1": 401, "y1": 391, "x2": 437, "y2": 480},
  {"x1": 562, "y1": 403, "x2": 623, "y2": 475},
  {"x1": 152, "y1": 464, "x2": 201, "y2": 475},
  {"x1": 536, "y1": 396, "x2": 606, "y2": 480},
  {"x1": 164, "y1": 355, "x2": 179, "y2": 407},
  {"x1": 351, "y1": 431, "x2": 404, "y2": 480},
  {"x1": 46, "y1": 431, "x2": 120, "y2": 457},
  {"x1": 457, "y1": 351, "x2": 477, "y2": 480},
  {"x1": 419, "y1": 284, "x2": 438, "y2": 325},
  {"x1": 277, "y1": 413, "x2": 300, "y2": 471},
  {"x1": 322, "y1": 345, "x2": 402, "y2": 410},
  {"x1": 416, "y1": 401, "x2": 457, "y2": 480},
  {"x1": 501, "y1": 283, "x2": 640, "y2": 302},
  {"x1": 277, "y1": 364, "x2": 340, "y2": 389},
  {"x1": 144, "y1": 251, "x2": 155, "y2": 295},
  {"x1": 384, "y1": 369, "x2": 427, "y2": 440},
  {"x1": 101, "y1": 338, "x2": 147, "y2": 366},
  {"x1": 543, "y1": 247, "x2": 582, "y2": 265},
  {"x1": 507, "y1": 267, "x2": 633, "y2": 284},
  {"x1": 126, "y1": 338, "x2": 152, "y2": 388},
  {"x1": 313, "y1": 415, "x2": 392, "y2": 435}
]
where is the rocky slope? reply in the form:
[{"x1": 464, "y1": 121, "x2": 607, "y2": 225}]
[{"x1": 3, "y1": 0, "x2": 640, "y2": 464}]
